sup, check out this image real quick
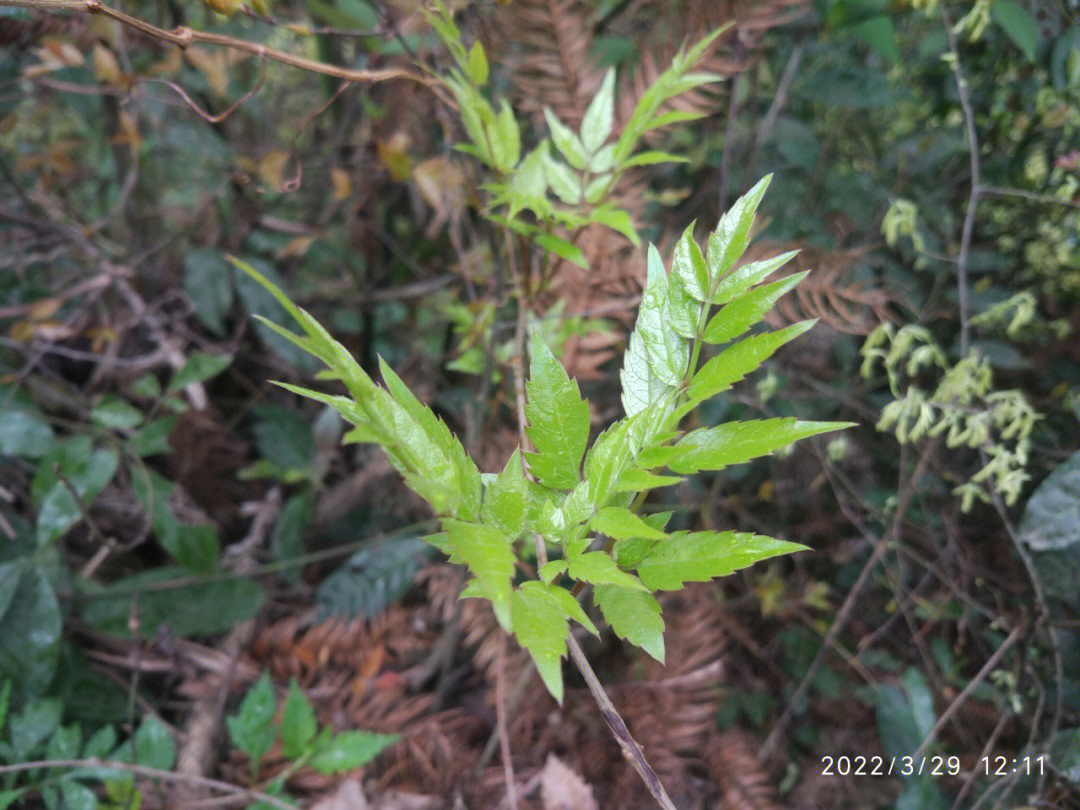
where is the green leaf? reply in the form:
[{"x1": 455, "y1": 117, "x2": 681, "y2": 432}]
[
  {"x1": 589, "y1": 205, "x2": 640, "y2": 246},
  {"x1": 35, "y1": 444, "x2": 119, "y2": 546},
  {"x1": 0, "y1": 679, "x2": 10, "y2": 734},
  {"x1": 588, "y1": 144, "x2": 615, "y2": 173},
  {"x1": 494, "y1": 100, "x2": 521, "y2": 171},
  {"x1": 10, "y1": 698, "x2": 62, "y2": 760},
  {"x1": 0, "y1": 790, "x2": 25, "y2": 810},
  {"x1": 47, "y1": 723, "x2": 81, "y2": 762},
  {"x1": 80, "y1": 566, "x2": 265, "y2": 639},
  {"x1": 591, "y1": 507, "x2": 668, "y2": 541},
  {"x1": 875, "y1": 668, "x2": 936, "y2": 758},
  {"x1": 668, "y1": 419, "x2": 854, "y2": 474},
  {"x1": 183, "y1": 248, "x2": 233, "y2": 337},
  {"x1": 444, "y1": 520, "x2": 515, "y2": 629},
  {"x1": 0, "y1": 411, "x2": 54, "y2": 458},
  {"x1": 132, "y1": 716, "x2": 176, "y2": 770},
  {"x1": 130, "y1": 416, "x2": 177, "y2": 457},
  {"x1": 544, "y1": 109, "x2": 587, "y2": 170},
  {"x1": 703, "y1": 272, "x2": 809, "y2": 344},
  {"x1": 1018, "y1": 448, "x2": 1080, "y2": 608},
  {"x1": 225, "y1": 672, "x2": 276, "y2": 765},
  {"x1": 672, "y1": 222, "x2": 710, "y2": 303},
  {"x1": 594, "y1": 585, "x2": 664, "y2": 663},
  {"x1": 172, "y1": 524, "x2": 221, "y2": 572},
  {"x1": 168, "y1": 352, "x2": 233, "y2": 392},
  {"x1": 845, "y1": 16, "x2": 900, "y2": 64},
  {"x1": 0, "y1": 565, "x2": 61, "y2": 693},
  {"x1": 706, "y1": 175, "x2": 771, "y2": 288},
  {"x1": 90, "y1": 395, "x2": 144, "y2": 430},
  {"x1": 316, "y1": 536, "x2": 433, "y2": 620},
  {"x1": 510, "y1": 582, "x2": 579, "y2": 703},
  {"x1": 270, "y1": 492, "x2": 311, "y2": 583},
  {"x1": 583, "y1": 403, "x2": 672, "y2": 507},
  {"x1": 252, "y1": 404, "x2": 314, "y2": 471},
  {"x1": 687, "y1": 321, "x2": 816, "y2": 405},
  {"x1": 534, "y1": 233, "x2": 588, "y2": 269},
  {"x1": 379, "y1": 358, "x2": 482, "y2": 521},
  {"x1": 59, "y1": 780, "x2": 97, "y2": 810},
  {"x1": 635, "y1": 531, "x2": 807, "y2": 591},
  {"x1": 711, "y1": 250, "x2": 799, "y2": 306},
  {"x1": 233, "y1": 257, "x2": 320, "y2": 372},
  {"x1": 618, "y1": 150, "x2": 690, "y2": 168},
  {"x1": 309, "y1": 730, "x2": 399, "y2": 774},
  {"x1": 83, "y1": 725, "x2": 117, "y2": 758},
  {"x1": 280, "y1": 680, "x2": 317, "y2": 758},
  {"x1": 666, "y1": 260, "x2": 700, "y2": 339},
  {"x1": 524, "y1": 334, "x2": 590, "y2": 490},
  {"x1": 992, "y1": 0, "x2": 1039, "y2": 62},
  {"x1": 544, "y1": 152, "x2": 582, "y2": 204},
  {"x1": 566, "y1": 551, "x2": 647, "y2": 591},
  {"x1": 466, "y1": 39, "x2": 488, "y2": 85},
  {"x1": 482, "y1": 450, "x2": 530, "y2": 537},
  {"x1": 580, "y1": 67, "x2": 615, "y2": 154},
  {"x1": 620, "y1": 249, "x2": 688, "y2": 415}
]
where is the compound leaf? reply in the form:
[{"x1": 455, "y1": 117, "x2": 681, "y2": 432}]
[
  {"x1": 444, "y1": 520, "x2": 515, "y2": 630},
  {"x1": 525, "y1": 334, "x2": 590, "y2": 490},
  {"x1": 668, "y1": 419, "x2": 854, "y2": 474},
  {"x1": 636, "y1": 531, "x2": 807, "y2": 591},
  {"x1": 594, "y1": 585, "x2": 665, "y2": 663},
  {"x1": 482, "y1": 449, "x2": 530, "y2": 538},
  {"x1": 703, "y1": 272, "x2": 809, "y2": 344},
  {"x1": 567, "y1": 551, "x2": 648, "y2": 591},
  {"x1": 706, "y1": 175, "x2": 771, "y2": 286}
]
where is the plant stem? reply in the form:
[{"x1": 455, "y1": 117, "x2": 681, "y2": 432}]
[{"x1": 0, "y1": 759, "x2": 296, "y2": 810}]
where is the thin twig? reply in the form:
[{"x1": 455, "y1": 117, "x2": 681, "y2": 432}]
[
  {"x1": 0, "y1": 0, "x2": 434, "y2": 87},
  {"x1": 940, "y1": 5, "x2": 979, "y2": 356},
  {"x1": 0, "y1": 759, "x2": 295, "y2": 810},
  {"x1": 760, "y1": 442, "x2": 932, "y2": 761},
  {"x1": 495, "y1": 634, "x2": 519, "y2": 810},
  {"x1": 911, "y1": 622, "x2": 1024, "y2": 762}
]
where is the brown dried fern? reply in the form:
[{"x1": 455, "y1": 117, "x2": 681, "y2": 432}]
[{"x1": 704, "y1": 729, "x2": 785, "y2": 810}]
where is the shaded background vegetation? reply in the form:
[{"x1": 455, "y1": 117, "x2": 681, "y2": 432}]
[{"x1": 1, "y1": 0, "x2": 1079, "y2": 807}]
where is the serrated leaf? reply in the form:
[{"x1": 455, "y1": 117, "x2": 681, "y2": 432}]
[
  {"x1": 494, "y1": 100, "x2": 520, "y2": 172},
  {"x1": 482, "y1": 449, "x2": 529, "y2": 537},
  {"x1": 666, "y1": 261, "x2": 699, "y2": 338},
  {"x1": 280, "y1": 680, "x2": 317, "y2": 758},
  {"x1": 591, "y1": 507, "x2": 668, "y2": 541},
  {"x1": 620, "y1": 251, "x2": 688, "y2": 415},
  {"x1": 706, "y1": 175, "x2": 771, "y2": 288},
  {"x1": 703, "y1": 271, "x2": 809, "y2": 344},
  {"x1": 594, "y1": 585, "x2": 664, "y2": 663},
  {"x1": 636, "y1": 531, "x2": 808, "y2": 591},
  {"x1": 581, "y1": 67, "x2": 615, "y2": 154},
  {"x1": 687, "y1": 321, "x2": 816, "y2": 405},
  {"x1": 544, "y1": 152, "x2": 582, "y2": 204},
  {"x1": 609, "y1": 467, "x2": 683, "y2": 493},
  {"x1": 588, "y1": 144, "x2": 615, "y2": 173},
  {"x1": 589, "y1": 205, "x2": 639, "y2": 245},
  {"x1": 316, "y1": 536, "x2": 433, "y2": 620},
  {"x1": 444, "y1": 520, "x2": 515, "y2": 629},
  {"x1": 584, "y1": 402, "x2": 672, "y2": 507},
  {"x1": 225, "y1": 672, "x2": 275, "y2": 764},
  {"x1": 544, "y1": 109, "x2": 587, "y2": 170},
  {"x1": 672, "y1": 222, "x2": 710, "y2": 302},
  {"x1": 567, "y1": 551, "x2": 647, "y2": 591},
  {"x1": 711, "y1": 250, "x2": 799, "y2": 306},
  {"x1": 309, "y1": 730, "x2": 399, "y2": 774},
  {"x1": 668, "y1": 419, "x2": 853, "y2": 474},
  {"x1": 379, "y1": 358, "x2": 481, "y2": 520},
  {"x1": 524, "y1": 334, "x2": 590, "y2": 489},
  {"x1": 510, "y1": 582, "x2": 579, "y2": 703}
]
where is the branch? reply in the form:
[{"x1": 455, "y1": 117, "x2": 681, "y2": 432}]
[
  {"x1": 0, "y1": 0, "x2": 435, "y2": 87},
  {"x1": 0, "y1": 759, "x2": 296, "y2": 810},
  {"x1": 941, "y1": 4, "x2": 980, "y2": 357}
]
